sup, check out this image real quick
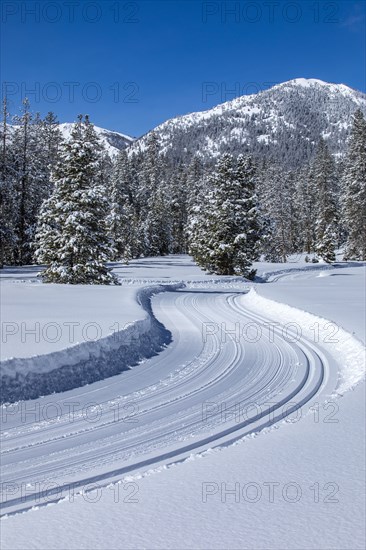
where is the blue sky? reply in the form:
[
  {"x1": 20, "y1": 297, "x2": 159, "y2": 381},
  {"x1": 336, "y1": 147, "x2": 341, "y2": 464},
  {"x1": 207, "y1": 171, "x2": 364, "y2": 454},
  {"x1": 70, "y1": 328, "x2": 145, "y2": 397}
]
[{"x1": 1, "y1": 0, "x2": 365, "y2": 137}]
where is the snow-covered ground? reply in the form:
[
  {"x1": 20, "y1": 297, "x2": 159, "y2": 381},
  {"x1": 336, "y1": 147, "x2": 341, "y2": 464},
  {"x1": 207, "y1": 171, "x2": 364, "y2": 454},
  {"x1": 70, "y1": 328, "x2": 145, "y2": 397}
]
[
  {"x1": 1, "y1": 255, "x2": 365, "y2": 549},
  {"x1": 0, "y1": 280, "x2": 144, "y2": 360}
]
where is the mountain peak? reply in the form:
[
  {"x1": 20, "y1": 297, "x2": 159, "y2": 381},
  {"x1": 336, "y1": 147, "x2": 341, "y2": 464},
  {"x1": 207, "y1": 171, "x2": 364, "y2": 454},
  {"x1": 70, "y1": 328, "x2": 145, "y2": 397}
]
[
  {"x1": 281, "y1": 78, "x2": 336, "y2": 87},
  {"x1": 59, "y1": 123, "x2": 134, "y2": 157},
  {"x1": 274, "y1": 78, "x2": 363, "y2": 98},
  {"x1": 129, "y1": 78, "x2": 366, "y2": 168}
]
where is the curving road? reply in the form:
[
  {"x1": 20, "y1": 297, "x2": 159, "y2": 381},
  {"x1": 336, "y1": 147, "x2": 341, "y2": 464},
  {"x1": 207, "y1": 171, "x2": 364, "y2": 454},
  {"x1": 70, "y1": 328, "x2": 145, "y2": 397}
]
[{"x1": 0, "y1": 286, "x2": 335, "y2": 515}]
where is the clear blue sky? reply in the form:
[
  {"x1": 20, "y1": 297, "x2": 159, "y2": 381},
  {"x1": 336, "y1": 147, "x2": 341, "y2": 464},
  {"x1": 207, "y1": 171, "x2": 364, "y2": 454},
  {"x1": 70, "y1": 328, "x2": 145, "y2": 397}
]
[{"x1": 1, "y1": 0, "x2": 365, "y2": 137}]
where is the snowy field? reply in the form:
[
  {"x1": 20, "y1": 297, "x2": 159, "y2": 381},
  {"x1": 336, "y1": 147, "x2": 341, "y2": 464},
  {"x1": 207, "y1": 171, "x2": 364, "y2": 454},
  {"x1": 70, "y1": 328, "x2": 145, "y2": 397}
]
[
  {"x1": 0, "y1": 281, "x2": 144, "y2": 360},
  {"x1": 1, "y1": 255, "x2": 365, "y2": 549}
]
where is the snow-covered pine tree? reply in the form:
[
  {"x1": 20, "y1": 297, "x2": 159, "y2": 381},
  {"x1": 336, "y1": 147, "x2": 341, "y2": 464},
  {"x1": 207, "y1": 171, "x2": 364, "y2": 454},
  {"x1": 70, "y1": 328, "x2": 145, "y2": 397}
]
[
  {"x1": 11, "y1": 98, "x2": 39, "y2": 264},
  {"x1": 286, "y1": 169, "x2": 303, "y2": 254},
  {"x1": 294, "y1": 164, "x2": 317, "y2": 255},
  {"x1": 169, "y1": 163, "x2": 188, "y2": 254},
  {"x1": 135, "y1": 131, "x2": 172, "y2": 256},
  {"x1": 38, "y1": 112, "x2": 63, "y2": 198},
  {"x1": 259, "y1": 165, "x2": 294, "y2": 263},
  {"x1": 137, "y1": 131, "x2": 160, "y2": 210},
  {"x1": 312, "y1": 138, "x2": 338, "y2": 263},
  {"x1": 187, "y1": 186, "x2": 212, "y2": 268},
  {"x1": 186, "y1": 156, "x2": 209, "y2": 262},
  {"x1": 235, "y1": 155, "x2": 261, "y2": 269},
  {"x1": 0, "y1": 97, "x2": 16, "y2": 267},
  {"x1": 126, "y1": 152, "x2": 145, "y2": 258},
  {"x1": 342, "y1": 109, "x2": 366, "y2": 260},
  {"x1": 106, "y1": 150, "x2": 134, "y2": 261},
  {"x1": 334, "y1": 156, "x2": 346, "y2": 248},
  {"x1": 133, "y1": 132, "x2": 161, "y2": 255},
  {"x1": 28, "y1": 112, "x2": 61, "y2": 215},
  {"x1": 42, "y1": 112, "x2": 62, "y2": 167},
  {"x1": 200, "y1": 153, "x2": 236, "y2": 274},
  {"x1": 34, "y1": 115, "x2": 118, "y2": 284},
  {"x1": 186, "y1": 155, "x2": 204, "y2": 213},
  {"x1": 190, "y1": 153, "x2": 260, "y2": 278},
  {"x1": 144, "y1": 183, "x2": 171, "y2": 256},
  {"x1": 1, "y1": 101, "x2": 64, "y2": 266},
  {"x1": 7, "y1": 100, "x2": 60, "y2": 264}
]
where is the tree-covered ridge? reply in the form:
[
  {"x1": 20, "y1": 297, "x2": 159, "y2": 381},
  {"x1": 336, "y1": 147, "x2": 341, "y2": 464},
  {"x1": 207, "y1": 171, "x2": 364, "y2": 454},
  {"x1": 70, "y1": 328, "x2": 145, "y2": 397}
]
[{"x1": 130, "y1": 79, "x2": 366, "y2": 169}]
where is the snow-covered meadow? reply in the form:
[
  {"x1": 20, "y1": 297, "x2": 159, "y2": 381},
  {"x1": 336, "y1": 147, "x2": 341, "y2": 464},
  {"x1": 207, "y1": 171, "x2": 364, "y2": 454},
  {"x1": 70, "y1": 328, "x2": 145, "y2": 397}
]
[{"x1": 1, "y1": 255, "x2": 365, "y2": 549}]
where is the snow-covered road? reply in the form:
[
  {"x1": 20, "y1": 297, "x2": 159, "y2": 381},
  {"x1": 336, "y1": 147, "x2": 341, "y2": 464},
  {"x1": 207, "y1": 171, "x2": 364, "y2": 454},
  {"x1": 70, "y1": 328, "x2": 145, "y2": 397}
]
[{"x1": 1, "y1": 285, "x2": 337, "y2": 516}]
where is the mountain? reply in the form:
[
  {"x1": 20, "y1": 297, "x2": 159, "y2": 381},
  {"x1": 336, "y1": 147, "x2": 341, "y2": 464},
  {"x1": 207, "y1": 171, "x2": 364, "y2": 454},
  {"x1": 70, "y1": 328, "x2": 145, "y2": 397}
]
[
  {"x1": 59, "y1": 123, "x2": 134, "y2": 156},
  {"x1": 129, "y1": 79, "x2": 366, "y2": 168}
]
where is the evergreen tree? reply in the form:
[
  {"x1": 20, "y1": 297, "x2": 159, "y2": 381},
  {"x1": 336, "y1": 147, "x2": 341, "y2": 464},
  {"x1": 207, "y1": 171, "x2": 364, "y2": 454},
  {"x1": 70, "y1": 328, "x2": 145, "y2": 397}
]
[
  {"x1": 186, "y1": 155, "x2": 204, "y2": 213},
  {"x1": 137, "y1": 131, "x2": 160, "y2": 209},
  {"x1": 286, "y1": 169, "x2": 302, "y2": 254},
  {"x1": 199, "y1": 154, "x2": 236, "y2": 274},
  {"x1": 342, "y1": 109, "x2": 366, "y2": 260},
  {"x1": 295, "y1": 165, "x2": 317, "y2": 255},
  {"x1": 144, "y1": 184, "x2": 171, "y2": 256},
  {"x1": 126, "y1": 152, "x2": 145, "y2": 258},
  {"x1": 0, "y1": 97, "x2": 16, "y2": 266},
  {"x1": 189, "y1": 153, "x2": 261, "y2": 278},
  {"x1": 34, "y1": 115, "x2": 118, "y2": 284},
  {"x1": 235, "y1": 155, "x2": 261, "y2": 264},
  {"x1": 169, "y1": 163, "x2": 188, "y2": 253},
  {"x1": 31, "y1": 112, "x2": 63, "y2": 208},
  {"x1": 42, "y1": 112, "x2": 62, "y2": 165},
  {"x1": 106, "y1": 150, "x2": 134, "y2": 261},
  {"x1": 11, "y1": 99, "x2": 38, "y2": 264},
  {"x1": 260, "y1": 165, "x2": 294, "y2": 262},
  {"x1": 313, "y1": 139, "x2": 338, "y2": 263},
  {"x1": 187, "y1": 185, "x2": 212, "y2": 267},
  {"x1": 135, "y1": 132, "x2": 172, "y2": 256}
]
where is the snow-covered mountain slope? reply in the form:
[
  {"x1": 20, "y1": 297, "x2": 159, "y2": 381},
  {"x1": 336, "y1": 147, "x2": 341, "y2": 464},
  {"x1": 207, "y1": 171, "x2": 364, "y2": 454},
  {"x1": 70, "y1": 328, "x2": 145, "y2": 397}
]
[
  {"x1": 59, "y1": 123, "x2": 134, "y2": 157},
  {"x1": 129, "y1": 78, "x2": 366, "y2": 167}
]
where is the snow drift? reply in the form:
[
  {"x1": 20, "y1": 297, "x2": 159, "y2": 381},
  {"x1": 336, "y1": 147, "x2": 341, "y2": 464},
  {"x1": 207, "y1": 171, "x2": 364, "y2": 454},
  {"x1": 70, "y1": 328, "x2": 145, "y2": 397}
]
[
  {"x1": 0, "y1": 285, "x2": 181, "y2": 404},
  {"x1": 243, "y1": 288, "x2": 366, "y2": 395}
]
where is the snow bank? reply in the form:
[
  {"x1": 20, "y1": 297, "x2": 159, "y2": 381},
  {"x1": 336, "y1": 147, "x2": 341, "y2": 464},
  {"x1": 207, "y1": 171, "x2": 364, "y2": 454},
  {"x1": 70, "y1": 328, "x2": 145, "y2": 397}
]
[
  {"x1": 0, "y1": 282, "x2": 145, "y2": 360},
  {"x1": 0, "y1": 285, "x2": 182, "y2": 404},
  {"x1": 118, "y1": 277, "x2": 250, "y2": 289},
  {"x1": 256, "y1": 263, "x2": 334, "y2": 282},
  {"x1": 243, "y1": 289, "x2": 365, "y2": 395}
]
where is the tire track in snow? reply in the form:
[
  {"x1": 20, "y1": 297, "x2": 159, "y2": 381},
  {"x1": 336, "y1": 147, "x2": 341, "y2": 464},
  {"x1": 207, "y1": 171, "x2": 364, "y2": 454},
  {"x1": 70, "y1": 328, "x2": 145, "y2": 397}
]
[{"x1": 0, "y1": 286, "x2": 335, "y2": 516}]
